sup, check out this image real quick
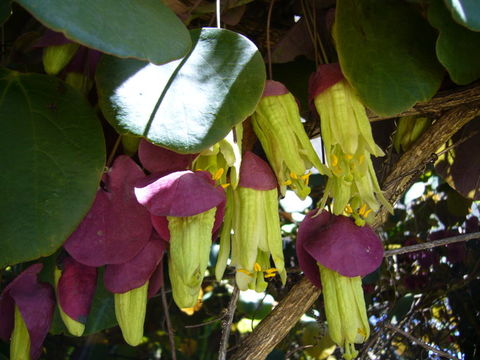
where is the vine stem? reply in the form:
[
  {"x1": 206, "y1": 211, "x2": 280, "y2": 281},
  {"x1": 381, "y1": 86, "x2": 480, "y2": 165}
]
[
  {"x1": 161, "y1": 286, "x2": 177, "y2": 360},
  {"x1": 218, "y1": 285, "x2": 240, "y2": 360},
  {"x1": 384, "y1": 232, "x2": 480, "y2": 257},
  {"x1": 266, "y1": 0, "x2": 275, "y2": 80},
  {"x1": 385, "y1": 323, "x2": 458, "y2": 360}
]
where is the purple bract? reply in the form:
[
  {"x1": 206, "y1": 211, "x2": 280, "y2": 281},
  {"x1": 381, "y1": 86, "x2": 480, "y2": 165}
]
[{"x1": 238, "y1": 151, "x2": 278, "y2": 191}]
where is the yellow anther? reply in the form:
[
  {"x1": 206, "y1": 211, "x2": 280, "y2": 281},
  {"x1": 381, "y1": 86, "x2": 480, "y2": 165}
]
[
  {"x1": 221, "y1": 183, "x2": 230, "y2": 189},
  {"x1": 344, "y1": 154, "x2": 353, "y2": 160},
  {"x1": 264, "y1": 268, "x2": 278, "y2": 274},
  {"x1": 345, "y1": 205, "x2": 353, "y2": 214},
  {"x1": 254, "y1": 263, "x2": 262, "y2": 272},
  {"x1": 237, "y1": 269, "x2": 253, "y2": 277},
  {"x1": 358, "y1": 204, "x2": 368, "y2": 216},
  {"x1": 264, "y1": 273, "x2": 276, "y2": 278},
  {"x1": 357, "y1": 327, "x2": 368, "y2": 337},
  {"x1": 300, "y1": 171, "x2": 312, "y2": 185},
  {"x1": 283, "y1": 179, "x2": 293, "y2": 186},
  {"x1": 358, "y1": 154, "x2": 365, "y2": 164},
  {"x1": 213, "y1": 168, "x2": 224, "y2": 180},
  {"x1": 331, "y1": 154, "x2": 339, "y2": 167},
  {"x1": 290, "y1": 172, "x2": 298, "y2": 180},
  {"x1": 363, "y1": 208, "x2": 373, "y2": 218}
]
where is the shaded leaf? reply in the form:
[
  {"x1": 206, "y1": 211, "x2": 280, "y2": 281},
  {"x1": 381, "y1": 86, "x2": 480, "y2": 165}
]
[
  {"x1": 334, "y1": 0, "x2": 444, "y2": 116},
  {"x1": 435, "y1": 119, "x2": 480, "y2": 200},
  {"x1": 0, "y1": 0, "x2": 11, "y2": 24},
  {"x1": 444, "y1": 0, "x2": 480, "y2": 31},
  {"x1": 429, "y1": 0, "x2": 480, "y2": 85},
  {"x1": 15, "y1": 0, "x2": 191, "y2": 64},
  {"x1": 96, "y1": 28, "x2": 265, "y2": 154},
  {"x1": 0, "y1": 68, "x2": 105, "y2": 267}
]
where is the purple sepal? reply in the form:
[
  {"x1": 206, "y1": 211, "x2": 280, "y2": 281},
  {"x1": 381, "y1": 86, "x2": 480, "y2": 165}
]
[
  {"x1": 57, "y1": 256, "x2": 97, "y2": 323},
  {"x1": 64, "y1": 47, "x2": 102, "y2": 77},
  {"x1": 138, "y1": 139, "x2": 197, "y2": 174},
  {"x1": 0, "y1": 264, "x2": 55, "y2": 360},
  {"x1": 238, "y1": 152, "x2": 278, "y2": 191},
  {"x1": 308, "y1": 63, "x2": 344, "y2": 100},
  {"x1": 147, "y1": 263, "x2": 165, "y2": 299},
  {"x1": 34, "y1": 29, "x2": 71, "y2": 47},
  {"x1": 65, "y1": 155, "x2": 152, "y2": 267},
  {"x1": 297, "y1": 210, "x2": 384, "y2": 279},
  {"x1": 135, "y1": 170, "x2": 225, "y2": 217},
  {"x1": 262, "y1": 80, "x2": 289, "y2": 97},
  {"x1": 104, "y1": 231, "x2": 167, "y2": 293}
]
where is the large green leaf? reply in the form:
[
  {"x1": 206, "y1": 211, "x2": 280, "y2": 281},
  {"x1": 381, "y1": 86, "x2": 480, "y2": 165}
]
[
  {"x1": 96, "y1": 28, "x2": 265, "y2": 154},
  {"x1": 0, "y1": 68, "x2": 105, "y2": 267},
  {"x1": 0, "y1": 0, "x2": 11, "y2": 25},
  {"x1": 15, "y1": 0, "x2": 191, "y2": 65},
  {"x1": 334, "y1": 0, "x2": 444, "y2": 116},
  {"x1": 429, "y1": 0, "x2": 480, "y2": 85},
  {"x1": 444, "y1": 0, "x2": 480, "y2": 31}
]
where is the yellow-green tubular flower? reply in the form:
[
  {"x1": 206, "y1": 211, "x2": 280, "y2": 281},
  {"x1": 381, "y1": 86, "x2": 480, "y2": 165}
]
[
  {"x1": 318, "y1": 265, "x2": 369, "y2": 360},
  {"x1": 229, "y1": 151, "x2": 286, "y2": 291},
  {"x1": 114, "y1": 282, "x2": 149, "y2": 346},
  {"x1": 168, "y1": 208, "x2": 217, "y2": 307},
  {"x1": 11, "y1": 306, "x2": 31, "y2": 360},
  {"x1": 251, "y1": 81, "x2": 328, "y2": 200},
  {"x1": 42, "y1": 43, "x2": 80, "y2": 75},
  {"x1": 393, "y1": 116, "x2": 432, "y2": 153},
  {"x1": 193, "y1": 124, "x2": 243, "y2": 189},
  {"x1": 310, "y1": 64, "x2": 392, "y2": 220}
]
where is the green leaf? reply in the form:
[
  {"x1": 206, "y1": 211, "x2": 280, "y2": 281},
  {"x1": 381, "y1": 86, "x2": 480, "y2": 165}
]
[
  {"x1": 96, "y1": 28, "x2": 265, "y2": 154},
  {"x1": 0, "y1": 0, "x2": 12, "y2": 25},
  {"x1": 334, "y1": 0, "x2": 444, "y2": 116},
  {"x1": 390, "y1": 293, "x2": 414, "y2": 323},
  {"x1": 14, "y1": 0, "x2": 191, "y2": 65},
  {"x1": 428, "y1": 0, "x2": 480, "y2": 85},
  {"x1": 0, "y1": 68, "x2": 105, "y2": 267},
  {"x1": 444, "y1": 0, "x2": 480, "y2": 31}
]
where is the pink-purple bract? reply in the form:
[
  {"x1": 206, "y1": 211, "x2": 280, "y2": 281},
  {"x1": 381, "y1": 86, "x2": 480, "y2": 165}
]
[
  {"x1": 138, "y1": 139, "x2": 197, "y2": 174},
  {"x1": 296, "y1": 210, "x2": 384, "y2": 287},
  {"x1": 0, "y1": 264, "x2": 55, "y2": 360},
  {"x1": 238, "y1": 151, "x2": 278, "y2": 190},
  {"x1": 64, "y1": 155, "x2": 152, "y2": 267}
]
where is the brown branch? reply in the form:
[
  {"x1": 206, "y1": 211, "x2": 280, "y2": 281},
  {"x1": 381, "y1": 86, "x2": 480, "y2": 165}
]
[
  {"x1": 385, "y1": 323, "x2": 458, "y2": 360},
  {"x1": 384, "y1": 232, "x2": 480, "y2": 257},
  {"x1": 161, "y1": 286, "x2": 177, "y2": 360},
  {"x1": 368, "y1": 82, "x2": 480, "y2": 121},
  {"x1": 230, "y1": 101, "x2": 480, "y2": 360},
  {"x1": 218, "y1": 285, "x2": 240, "y2": 360}
]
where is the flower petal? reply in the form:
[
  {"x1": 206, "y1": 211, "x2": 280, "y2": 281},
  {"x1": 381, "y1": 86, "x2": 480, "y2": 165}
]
[
  {"x1": 138, "y1": 139, "x2": 196, "y2": 174},
  {"x1": 65, "y1": 155, "x2": 152, "y2": 266},
  {"x1": 104, "y1": 231, "x2": 167, "y2": 293},
  {"x1": 135, "y1": 170, "x2": 225, "y2": 217},
  {"x1": 299, "y1": 210, "x2": 384, "y2": 277},
  {"x1": 57, "y1": 256, "x2": 97, "y2": 323},
  {"x1": 238, "y1": 151, "x2": 278, "y2": 190},
  {"x1": 0, "y1": 264, "x2": 55, "y2": 360}
]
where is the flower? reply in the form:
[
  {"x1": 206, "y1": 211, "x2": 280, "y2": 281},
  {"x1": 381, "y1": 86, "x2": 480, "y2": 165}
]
[
  {"x1": 135, "y1": 170, "x2": 225, "y2": 308},
  {"x1": 54, "y1": 255, "x2": 97, "y2": 337},
  {"x1": 216, "y1": 151, "x2": 286, "y2": 291},
  {"x1": 251, "y1": 80, "x2": 328, "y2": 199},
  {"x1": 296, "y1": 210, "x2": 384, "y2": 359},
  {"x1": 0, "y1": 264, "x2": 55, "y2": 360},
  {"x1": 309, "y1": 64, "x2": 391, "y2": 221}
]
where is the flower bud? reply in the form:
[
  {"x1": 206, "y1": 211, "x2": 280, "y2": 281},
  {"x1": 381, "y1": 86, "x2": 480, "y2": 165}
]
[{"x1": 43, "y1": 43, "x2": 80, "y2": 75}]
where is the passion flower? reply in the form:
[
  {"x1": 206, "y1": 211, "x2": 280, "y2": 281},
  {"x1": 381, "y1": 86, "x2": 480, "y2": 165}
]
[
  {"x1": 216, "y1": 151, "x2": 286, "y2": 291},
  {"x1": 0, "y1": 264, "x2": 55, "y2": 360},
  {"x1": 296, "y1": 210, "x2": 384, "y2": 359},
  {"x1": 310, "y1": 64, "x2": 391, "y2": 222},
  {"x1": 135, "y1": 170, "x2": 225, "y2": 308},
  {"x1": 251, "y1": 80, "x2": 328, "y2": 199}
]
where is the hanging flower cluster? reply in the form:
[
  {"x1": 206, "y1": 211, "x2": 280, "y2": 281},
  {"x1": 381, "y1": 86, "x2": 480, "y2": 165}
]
[{"x1": 0, "y1": 64, "x2": 391, "y2": 360}]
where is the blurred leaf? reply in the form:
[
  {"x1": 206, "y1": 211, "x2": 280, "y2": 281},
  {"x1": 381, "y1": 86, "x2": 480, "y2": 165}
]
[
  {"x1": 444, "y1": 0, "x2": 480, "y2": 31},
  {"x1": 429, "y1": 0, "x2": 480, "y2": 85},
  {"x1": 0, "y1": 0, "x2": 11, "y2": 24},
  {"x1": 435, "y1": 119, "x2": 480, "y2": 200},
  {"x1": 391, "y1": 293, "x2": 415, "y2": 323},
  {"x1": 0, "y1": 68, "x2": 105, "y2": 267},
  {"x1": 334, "y1": 0, "x2": 444, "y2": 116},
  {"x1": 96, "y1": 28, "x2": 265, "y2": 154},
  {"x1": 15, "y1": 0, "x2": 191, "y2": 64}
]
